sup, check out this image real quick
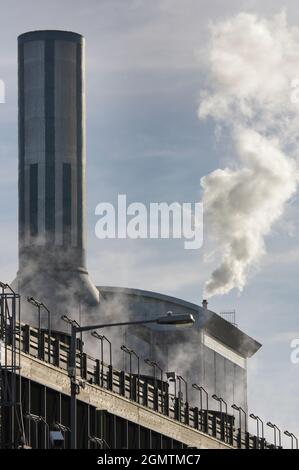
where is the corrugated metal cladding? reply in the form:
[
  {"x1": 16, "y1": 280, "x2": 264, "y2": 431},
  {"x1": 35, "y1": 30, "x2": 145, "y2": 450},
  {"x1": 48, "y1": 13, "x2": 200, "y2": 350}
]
[{"x1": 18, "y1": 32, "x2": 84, "y2": 251}]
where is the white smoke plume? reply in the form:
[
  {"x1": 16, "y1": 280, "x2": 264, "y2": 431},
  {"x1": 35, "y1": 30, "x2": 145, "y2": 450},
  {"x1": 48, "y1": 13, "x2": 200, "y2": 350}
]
[{"x1": 199, "y1": 11, "x2": 299, "y2": 297}]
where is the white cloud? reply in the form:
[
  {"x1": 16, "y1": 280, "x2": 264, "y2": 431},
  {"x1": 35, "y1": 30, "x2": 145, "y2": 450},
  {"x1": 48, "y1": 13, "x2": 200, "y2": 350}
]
[{"x1": 199, "y1": 11, "x2": 299, "y2": 297}]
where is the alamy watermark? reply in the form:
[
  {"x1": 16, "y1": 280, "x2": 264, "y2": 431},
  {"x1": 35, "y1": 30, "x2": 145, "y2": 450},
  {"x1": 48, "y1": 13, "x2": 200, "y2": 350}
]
[
  {"x1": 0, "y1": 79, "x2": 5, "y2": 103},
  {"x1": 290, "y1": 339, "x2": 299, "y2": 365},
  {"x1": 95, "y1": 194, "x2": 203, "y2": 250}
]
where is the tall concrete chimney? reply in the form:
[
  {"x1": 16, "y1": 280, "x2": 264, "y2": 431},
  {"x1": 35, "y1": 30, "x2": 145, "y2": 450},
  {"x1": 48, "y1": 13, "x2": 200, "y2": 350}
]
[{"x1": 15, "y1": 30, "x2": 99, "y2": 327}]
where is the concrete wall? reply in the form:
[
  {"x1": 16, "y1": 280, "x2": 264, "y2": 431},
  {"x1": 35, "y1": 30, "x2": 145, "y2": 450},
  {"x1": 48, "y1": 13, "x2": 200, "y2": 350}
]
[{"x1": 14, "y1": 348, "x2": 232, "y2": 449}]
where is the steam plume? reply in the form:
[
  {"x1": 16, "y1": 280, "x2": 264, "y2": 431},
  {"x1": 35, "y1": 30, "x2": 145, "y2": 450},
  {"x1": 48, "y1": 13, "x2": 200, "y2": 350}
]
[{"x1": 199, "y1": 12, "x2": 299, "y2": 297}]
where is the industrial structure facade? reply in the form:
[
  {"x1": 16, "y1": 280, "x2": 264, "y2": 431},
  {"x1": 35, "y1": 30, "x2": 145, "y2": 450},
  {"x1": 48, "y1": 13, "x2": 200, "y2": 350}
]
[
  {"x1": 0, "y1": 286, "x2": 274, "y2": 449},
  {"x1": 0, "y1": 30, "x2": 290, "y2": 449}
]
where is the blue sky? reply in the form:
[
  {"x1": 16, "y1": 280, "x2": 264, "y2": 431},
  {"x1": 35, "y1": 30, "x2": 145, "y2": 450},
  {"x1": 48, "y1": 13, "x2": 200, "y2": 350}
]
[{"x1": 0, "y1": 0, "x2": 298, "y2": 445}]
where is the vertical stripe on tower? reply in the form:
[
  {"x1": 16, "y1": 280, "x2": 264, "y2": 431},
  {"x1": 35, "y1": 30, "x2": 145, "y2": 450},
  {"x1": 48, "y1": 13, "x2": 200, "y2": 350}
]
[
  {"x1": 63, "y1": 163, "x2": 72, "y2": 245},
  {"x1": 29, "y1": 163, "x2": 38, "y2": 236},
  {"x1": 45, "y1": 40, "x2": 55, "y2": 240},
  {"x1": 76, "y1": 41, "x2": 83, "y2": 249},
  {"x1": 18, "y1": 42, "x2": 25, "y2": 244}
]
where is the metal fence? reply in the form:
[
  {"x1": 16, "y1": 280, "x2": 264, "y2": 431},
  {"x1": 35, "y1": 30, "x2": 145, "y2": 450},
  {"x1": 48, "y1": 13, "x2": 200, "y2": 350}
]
[{"x1": 1, "y1": 320, "x2": 280, "y2": 449}]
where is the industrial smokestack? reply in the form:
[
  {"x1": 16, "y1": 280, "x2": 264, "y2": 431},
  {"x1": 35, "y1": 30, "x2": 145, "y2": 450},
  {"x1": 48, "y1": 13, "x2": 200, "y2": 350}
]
[
  {"x1": 202, "y1": 299, "x2": 208, "y2": 310},
  {"x1": 14, "y1": 30, "x2": 99, "y2": 327}
]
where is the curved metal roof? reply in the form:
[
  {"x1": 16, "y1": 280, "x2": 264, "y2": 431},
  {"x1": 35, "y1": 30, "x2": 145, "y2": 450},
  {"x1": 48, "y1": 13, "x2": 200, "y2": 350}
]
[{"x1": 97, "y1": 286, "x2": 262, "y2": 358}]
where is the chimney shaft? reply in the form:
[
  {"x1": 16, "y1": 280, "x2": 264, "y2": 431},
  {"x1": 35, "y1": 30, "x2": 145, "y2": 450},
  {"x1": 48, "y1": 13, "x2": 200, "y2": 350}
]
[
  {"x1": 202, "y1": 299, "x2": 208, "y2": 309},
  {"x1": 15, "y1": 31, "x2": 99, "y2": 326}
]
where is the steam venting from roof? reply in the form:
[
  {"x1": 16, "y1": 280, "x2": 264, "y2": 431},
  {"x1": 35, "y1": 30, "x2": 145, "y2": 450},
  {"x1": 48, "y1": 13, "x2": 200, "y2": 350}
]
[{"x1": 199, "y1": 11, "x2": 299, "y2": 298}]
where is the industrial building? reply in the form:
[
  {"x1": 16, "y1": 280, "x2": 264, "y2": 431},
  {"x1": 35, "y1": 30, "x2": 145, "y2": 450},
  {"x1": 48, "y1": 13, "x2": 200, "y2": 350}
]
[
  {"x1": 98, "y1": 286, "x2": 260, "y2": 413},
  {"x1": 0, "y1": 285, "x2": 285, "y2": 449},
  {"x1": 0, "y1": 30, "x2": 294, "y2": 450}
]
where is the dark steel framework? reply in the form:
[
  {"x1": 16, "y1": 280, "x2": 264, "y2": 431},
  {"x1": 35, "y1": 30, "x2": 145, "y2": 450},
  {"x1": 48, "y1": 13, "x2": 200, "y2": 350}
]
[
  {"x1": 6, "y1": 376, "x2": 187, "y2": 449},
  {"x1": 0, "y1": 283, "x2": 25, "y2": 448}
]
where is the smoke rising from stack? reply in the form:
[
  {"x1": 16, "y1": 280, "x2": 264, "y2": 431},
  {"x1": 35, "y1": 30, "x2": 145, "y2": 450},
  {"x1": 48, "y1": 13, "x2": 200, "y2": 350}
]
[{"x1": 199, "y1": 11, "x2": 299, "y2": 298}]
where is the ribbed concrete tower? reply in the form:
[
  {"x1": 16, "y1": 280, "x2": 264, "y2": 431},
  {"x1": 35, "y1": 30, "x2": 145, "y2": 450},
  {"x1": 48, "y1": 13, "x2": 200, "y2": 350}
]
[{"x1": 15, "y1": 30, "x2": 99, "y2": 327}]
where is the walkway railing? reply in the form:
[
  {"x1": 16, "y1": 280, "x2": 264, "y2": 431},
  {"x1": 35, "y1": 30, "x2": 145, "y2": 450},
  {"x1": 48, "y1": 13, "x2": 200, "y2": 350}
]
[{"x1": 2, "y1": 320, "x2": 281, "y2": 449}]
